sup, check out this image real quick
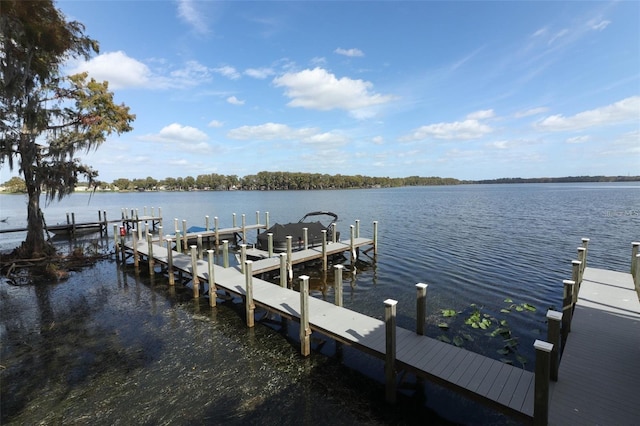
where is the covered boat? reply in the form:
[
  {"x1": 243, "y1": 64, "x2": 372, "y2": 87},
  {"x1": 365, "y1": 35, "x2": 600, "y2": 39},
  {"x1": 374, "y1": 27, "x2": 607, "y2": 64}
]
[{"x1": 257, "y1": 211, "x2": 339, "y2": 252}]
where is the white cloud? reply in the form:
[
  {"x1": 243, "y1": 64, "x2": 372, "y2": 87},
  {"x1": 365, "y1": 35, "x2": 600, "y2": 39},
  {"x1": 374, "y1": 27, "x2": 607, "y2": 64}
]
[
  {"x1": 467, "y1": 109, "x2": 495, "y2": 120},
  {"x1": 214, "y1": 65, "x2": 241, "y2": 80},
  {"x1": 335, "y1": 47, "x2": 365, "y2": 57},
  {"x1": 208, "y1": 120, "x2": 224, "y2": 128},
  {"x1": 68, "y1": 52, "x2": 212, "y2": 90},
  {"x1": 549, "y1": 29, "x2": 569, "y2": 45},
  {"x1": 372, "y1": 136, "x2": 384, "y2": 145},
  {"x1": 537, "y1": 96, "x2": 640, "y2": 131},
  {"x1": 588, "y1": 19, "x2": 611, "y2": 31},
  {"x1": 140, "y1": 123, "x2": 209, "y2": 143},
  {"x1": 244, "y1": 68, "x2": 275, "y2": 79},
  {"x1": 566, "y1": 135, "x2": 590, "y2": 144},
  {"x1": 514, "y1": 107, "x2": 549, "y2": 118},
  {"x1": 177, "y1": 0, "x2": 209, "y2": 34},
  {"x1": 226, "y1": 122, "x2": 348, "y2": 147},
  {"x1": 68, "y1": 51, "x2": 152, "y2": 89},
  {"x1": 272, "y1": 67, "x2": 394, "y2": 114},
  {"x1": 227, "y1": 123, "x2": 317, "y2": 141},
  {"x1": 226, "y1": 96, "x2": 245, "y2": 105},
  {"x1": 401, "y1": 119, "x2": 493, "y2": 142}
]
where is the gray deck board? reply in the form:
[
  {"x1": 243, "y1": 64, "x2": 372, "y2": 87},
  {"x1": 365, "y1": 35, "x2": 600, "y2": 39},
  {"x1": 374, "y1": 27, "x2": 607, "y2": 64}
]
[
  {"x1": 548, "y1": 266, "x2": 640, "y2": 426},
  {"x1": 124, "y1": 239, "x2": 536, "y2": 420}
]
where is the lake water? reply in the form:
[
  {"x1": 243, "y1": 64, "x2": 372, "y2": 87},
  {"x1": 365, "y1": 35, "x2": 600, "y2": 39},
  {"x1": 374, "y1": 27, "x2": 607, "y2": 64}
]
[{"x1": 1, "y1": 183, "x2": 639, "y2": 424}]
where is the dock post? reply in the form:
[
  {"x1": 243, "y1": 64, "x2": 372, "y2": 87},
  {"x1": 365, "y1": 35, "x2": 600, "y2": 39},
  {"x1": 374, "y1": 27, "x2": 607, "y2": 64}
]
[
  {"x1": 158, "y1": 226, "x2": 163, "y2": 245},
  {"x1": 571, "y1": 260, "x2": 582, "y2": 303},
  {"x1": 631, "y1": 242, "x2": 640, "y2": 277},
  {"x1": 334, "y1": 265, "x2": 344, "y2": 307},
  {"x1": 561, "y1": 280, "x2": 575, "y2": 343},
  {"x1": 577, "y1": 247, "x2": 586, "y2": 278},
  {"x1": 299, "y1": 275, "x2": 311, "y2": 356},
  {"x1": 533, "y1": 340, "x2": 553, "y2": 426},
  {"x1": 635, "y1": 254, "x2": 640, "y2": 291},
  {"x1": 245, "y1": 260, "x2": 254, "y2": 327},
  {"x1": 136, "y1": 210, "x2": 142, "y2": 241},
  {"x1": 546, "y1": 310, "x2": 562, "y2": 381},
  {"x1": 268, "y1": 233, "x2": 273, "y2": 257},
  {"x1": 190, "y1": 245, "x2": 200, "y2": 298},
  {"x1": 287, "y1": 236, "x2": 293, "y2": 280},
  {"x1": 207, "y1": 250, "x2": 216, "y2": 307},
  {"x1": 232, "y1": 213, "x2": 236, "y2": 228},
  {"x1": 157, "y1": 207, "x2": 162, "y2": 228},
  {"x1": 166, "y1": 238, "x2": 175, "y2": 285},
  {"x1": 303, "y1": 227, "x2": 308, "y2": 250},
  {"x1": 332, "y1": 223, "x2": 337, "y2": 243},
  {"x1": 176, "y1": 231, "x2": 182, "y2": 253},
  {"x1": 241, "y1": 214, "x2": 246, "y2": 244},
  {"x1": 373, "y1": 221, "x2": 378, "y2": 255},
  {"x1": 132, "y1": 229, "x2": 139, "y2": 270},
  {"x1": 240, "y1": 244, "x2": 247, "y2": 274},
  {"x1": 174, "y1": 218, "x2": 178, "y2": 233},
  {"x1": 182, "y1": 220, "x2": 188, "y2": 251},
  {"x1": 71, "y1": 213, "x2": 76, "y2": 237},
  {"x1": 147, "y1": 234, "x2": 155, "y2": 276},
  {"x1": 113, "y1": 225, "x2": 120, "y2": 261},
  {"x1": 581, "y1": 238, "x2": 589, "y2": 270},
  {"x1": 384, "y1": 299, "x2": 398, "y2": 404},
  {"x1": 214, "y1": 217, "x2": 219, "y2": 246},
  {"x1": 349, "y1": 225, "x2": 356, "y2": 262},
  {"x1": 144, "y1": 221, "x2": 149, "y2": 241},
  {"x1": 265, "y1": 211, "x2": 269, "y2": 229},
  {"x1": 416, "y1": 283, "x2": 428, "y2": 335},
  {"x1": 256, "y1": 211, "x2": 260, "y2": 239},
  {"x1": 355, "y1": 219, "x2": 360, "y2": 238},
  {"x1": 205, "y1": 215, "x2": 210, "y2": 232},
  {"x1": 197, "y1": 235, "x2": 203, "y2": 259},
  {"x1": 279, "y1": 253, "x2": 287, "y2": 288},
  {"x1": 321, "y1": 230, "x2": 327, "y2": 271},
  {"x1": 223, "y1": 240, "x2": 229, "y2": 268}
]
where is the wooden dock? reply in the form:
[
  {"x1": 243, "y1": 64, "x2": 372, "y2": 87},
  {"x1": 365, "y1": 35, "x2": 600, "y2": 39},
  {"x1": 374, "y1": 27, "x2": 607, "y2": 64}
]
[
  {"x1": 121, "y1": 234, "x2": 539, "y2": 423},
  {"x1": 119, "y1": 232, "x2": 640, "y2": 425},
  {"x1": 548, "y1": 263, "x2": 640, "y2": 425}
]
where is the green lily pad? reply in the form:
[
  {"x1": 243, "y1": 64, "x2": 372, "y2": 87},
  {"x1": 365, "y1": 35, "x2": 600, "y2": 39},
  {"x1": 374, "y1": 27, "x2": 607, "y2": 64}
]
[
  {"x1": 437, "y1": 335, "x2": 451, "y2": 343},
  {"x1": 441, "y1": 309, "x2": 457, "y2": 317},
  {"x1": 437, "y1": 322, "x2": 449, "y2": 329},
  {"x1": 453, "y1": 336, "x2": 464, "y2": 347}
]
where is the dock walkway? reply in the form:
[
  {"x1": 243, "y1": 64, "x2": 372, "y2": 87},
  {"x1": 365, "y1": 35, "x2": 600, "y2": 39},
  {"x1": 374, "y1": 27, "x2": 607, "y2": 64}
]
[
  {"x1": 548, "y1": 266, "x2": 640, "y2": 425},
  {"x1": 123, "y1": 239, "x2": 535, "y2": 422}
]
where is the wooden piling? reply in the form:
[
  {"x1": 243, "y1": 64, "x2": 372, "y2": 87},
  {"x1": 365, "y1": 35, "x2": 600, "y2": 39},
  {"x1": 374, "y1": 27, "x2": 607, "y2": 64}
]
[
  {"x1": 279, "y1": 253, "x2": 287, "y2": 288},
  {"x1": 71, "y1": 213, "x2": 76, "y2": 237},
  {"x1": 299, "y1": 275, "x2": 311, "y2": 356},
  {"x1": 533, "y1": 340, "x2": 553, "y2": 426},
  {"x1": 182, "y1": 220, "x2": 187, "y2": 251},
  {"x1": 571, "y1": 260, "x2": 582, "y2": 304},
  {"x1": 197, "y1": 234, "x2": 203, "y2": 259},
  {"x1": 635, "y1": 254, "x2": 640, "y2": 291},
  {"x1": 631, "y1": 242, "x2": 640, "y2": 277},
  {"x1": 132, "y1": 228, "x2": 139, "y2": 269},
  {"x1": 190, "y1": 245, "x2": 199, "y2": 298},
  {"x1": 175, "y1": 230, "x2": 182, "y2": 253},
  {"x1": 355, "y1": 219, "x2": 360, "y2": 238},
  {"x1": 303, "y1": 227, "x2": 308, "y2": 250},
  {"x1": 166, "y1": 238, "x2": 175, "y2": 285},
  {"x1": 581, "y1": 237, "x2": 589, "y2": 270},
  {"x1": 245, "y1": 260, "x2": 254, "y2": 327},
  {"x1": 286, "y1": 236, "x2": 293, "y2": 280},
  {"x1": 207, "y1": 250, "x2": 216, "y2": 307},
  {"x1": 232, "y1": 213, "x2": 237, "y2": 228},
  {"x1": 214, "y1": 217, "x2": 219, "y2": 246},
  {"x1": 158, "y1": 226, "x2": 163, "y2": 245},
  {"x1": 349, "y1": 225, "x2": 356, "y2": 261},
  {"x1": 577, "y1": 247, "x2": 586, "y2": 278},
  {"x1": 416, "y1": 283, "x2": 428, "y2": 336},
  {"x1": 332, "y1": 223, "x2": 337, "y2": 243},
  {"x1": 174, "y1": 218, "x2": 178, "y2": 233},
  {"x1": 373, "y1": 221, "x2": 378, "y2": 255},
  {"x1": 113, "y1": 225, "x2": 119, "y2": 261},
  {"x1": 240, "y1": 244, "x2": 247, "y2": 274},
  {"x1": 241, "y1": 214, "x2": 246, "y2": 244},
  {"x1": 561, "y1": 280, "x2": 575, "y2": 343},
  {"x1": 321, "y1": 230, "x2": 328, "y2": 271},
  {"x1": 267, "y1": 233, "x2": 273, "y2": 257},
  {"x1": 546, "y1": 310, "x2": 562, "y2": 381},
  {"x1": 147, "y1": 234, "x2": 154, "y2": 276},
  {"x1": 265, "y1": 211, "x2": 270, "y2": 229},
  {"x1": 334, "y1": 265, "x2": 344, "y2": 307},
  {"x1": 222, "y1": 240, "x2": 229, "y2": 268},
  {"x1": 205, "y1": 215, "x2": 210, "y2": 231},
  {"x1": 384, "y1": 299, "x2": 398, "y2": 403}
]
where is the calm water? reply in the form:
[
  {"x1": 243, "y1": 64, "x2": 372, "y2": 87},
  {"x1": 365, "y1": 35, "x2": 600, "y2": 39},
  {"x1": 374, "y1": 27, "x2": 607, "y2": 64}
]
[{"x1": 1, "y1": 183, "x2": 639, "y2": 424}]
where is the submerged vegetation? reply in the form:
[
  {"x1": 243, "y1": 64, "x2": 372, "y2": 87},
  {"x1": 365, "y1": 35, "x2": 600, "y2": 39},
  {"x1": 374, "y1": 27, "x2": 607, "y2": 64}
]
[{"x1": 436, "y1": 299, "x2": 540, "y2": 368}]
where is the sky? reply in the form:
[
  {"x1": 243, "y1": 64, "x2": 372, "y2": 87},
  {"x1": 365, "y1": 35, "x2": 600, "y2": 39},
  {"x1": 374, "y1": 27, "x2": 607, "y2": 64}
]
[{"x1": 5, "y1": 0, "x2": 640, "y2": 182}]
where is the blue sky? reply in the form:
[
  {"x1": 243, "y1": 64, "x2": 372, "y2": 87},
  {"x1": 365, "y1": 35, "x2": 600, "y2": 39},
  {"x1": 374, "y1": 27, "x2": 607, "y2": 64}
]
[{"x1": 7, "y1": 1, "x2": 640, "y2": 182}]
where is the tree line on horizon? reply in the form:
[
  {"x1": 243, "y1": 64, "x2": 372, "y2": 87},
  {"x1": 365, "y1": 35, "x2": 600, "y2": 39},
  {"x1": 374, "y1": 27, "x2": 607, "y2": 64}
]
[{"x1": 2, "y1": 172, "x2": 639, "y2": 194}]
